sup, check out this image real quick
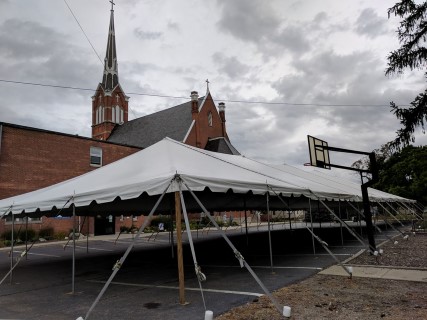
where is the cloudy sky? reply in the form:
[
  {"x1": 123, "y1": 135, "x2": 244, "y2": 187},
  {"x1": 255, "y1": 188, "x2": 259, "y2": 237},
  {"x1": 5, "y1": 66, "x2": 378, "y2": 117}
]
[{"x1": 1, "y1": 0, "x2": 426, "y2": 177}]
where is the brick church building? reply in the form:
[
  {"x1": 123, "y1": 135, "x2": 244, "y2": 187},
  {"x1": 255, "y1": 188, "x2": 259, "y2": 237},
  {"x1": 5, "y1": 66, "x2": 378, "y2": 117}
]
[{"x1": 0, "y1": 4, "x2": 238, "y2": 236}]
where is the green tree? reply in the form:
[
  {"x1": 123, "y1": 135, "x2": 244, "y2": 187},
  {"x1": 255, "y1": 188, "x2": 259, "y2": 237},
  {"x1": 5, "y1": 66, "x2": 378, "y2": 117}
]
[
  {"x1": 373, "y1": 145, "x2": 427, "y2": 204},
  {"x1": 387, "y1": 1, "x2": 427, "y2": 148}
]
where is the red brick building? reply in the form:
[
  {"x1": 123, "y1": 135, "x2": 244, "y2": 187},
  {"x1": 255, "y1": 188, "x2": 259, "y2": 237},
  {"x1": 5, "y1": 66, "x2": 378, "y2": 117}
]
[
  {"x1": 0, "y1": 4, "x2": 238, "y2": 237},
  {"x1": 0, "y1": 123, "x2": 140, "y2": 235}
]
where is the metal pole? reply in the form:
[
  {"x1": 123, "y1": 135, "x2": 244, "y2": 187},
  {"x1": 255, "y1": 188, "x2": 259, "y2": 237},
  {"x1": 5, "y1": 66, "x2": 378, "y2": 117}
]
[
  {"x1": 83, "y1": 182, "x2": 170, "y2": 320},
  {"x1": 25, "y1": 216, "x2": 28, "y2": 260},
  {"x1": 339, "y1": 200, "x2": 344, "y2": 246},
  {"x1": 72, "y1": 199, "x2": 76, "y2": 294},
  {"x1": 10, "y1": 213, "x2": 14, "y2": 284},
  {"x1": 266, "y1": 192, "x2": 274, "y2": 273},
  {"x1": 309, "y1": 198, "x2": 316, "y2": 254},
  {"x1": 244, "y1": 197, "x2": 249, "y2": 247},
  {"x1": 175, "y1": 191, "x2": 186, "y2": 305},
  {"x1": 86, "y1": 216, "x2": 89, "y2": 254},
  {"x1": 361, "y1": 184, "x2": 376, "y2": 252}
]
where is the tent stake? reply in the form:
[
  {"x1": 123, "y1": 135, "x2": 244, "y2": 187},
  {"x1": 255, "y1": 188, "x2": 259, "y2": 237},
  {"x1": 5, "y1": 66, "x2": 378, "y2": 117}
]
[{"x1": 175, "y1": 191, "x2": 186, "y2": 305}]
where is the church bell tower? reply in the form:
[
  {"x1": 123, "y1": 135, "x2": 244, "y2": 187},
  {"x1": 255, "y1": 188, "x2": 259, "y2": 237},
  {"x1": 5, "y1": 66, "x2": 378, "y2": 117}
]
[{"x1": 92, "y1": 1, "x2": 129, "y2": 140}]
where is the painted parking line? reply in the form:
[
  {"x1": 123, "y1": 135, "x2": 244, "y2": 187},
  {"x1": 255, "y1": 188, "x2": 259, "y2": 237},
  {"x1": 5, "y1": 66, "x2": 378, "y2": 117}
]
[
  {"x1": 88, "y1": 280, "x2": 263, "y2": 297},
  {"x1": 328, "y1": 245, "x2": 365, "y2": 248},
  {"x1": 250, "y1": 253, "x2": 353, "y2": 257},
  {"x1": 12, "y1": 250, "x2": 61, "y2": 258},
  {"x1": 63, "y1": 246, "x2": 113, "y2": 252},
  {"x1": 202, "y1": 264, "x2": 322, "y2": 270}
]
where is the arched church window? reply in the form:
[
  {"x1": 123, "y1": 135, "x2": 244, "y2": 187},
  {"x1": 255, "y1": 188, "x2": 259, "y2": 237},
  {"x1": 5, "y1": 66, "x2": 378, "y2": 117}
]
[
  {"x1": 112, "y1": 106, "x2": 123, "y2": 124},
  {"x1": 96, "y1": 106, "x2": 104, "y2": 124},
  {"x1": 208, "y1": 111, "x2": 213, "y2": 127}
]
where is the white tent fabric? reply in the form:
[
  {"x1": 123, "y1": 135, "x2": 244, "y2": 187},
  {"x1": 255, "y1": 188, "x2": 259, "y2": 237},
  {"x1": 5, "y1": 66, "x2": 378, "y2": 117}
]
[{"x1": 0, "y1": 138, "x2": 412, "y2": 216}]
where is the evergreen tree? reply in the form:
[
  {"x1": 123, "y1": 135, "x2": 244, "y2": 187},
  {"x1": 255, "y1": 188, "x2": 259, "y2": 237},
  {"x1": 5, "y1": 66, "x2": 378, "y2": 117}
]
[
  {"x1": 374, "y1": 145, "x2": 427, "y2": 204},
  {"x1": 387, "y1": 0, "x2": 427, "y2": 148}
]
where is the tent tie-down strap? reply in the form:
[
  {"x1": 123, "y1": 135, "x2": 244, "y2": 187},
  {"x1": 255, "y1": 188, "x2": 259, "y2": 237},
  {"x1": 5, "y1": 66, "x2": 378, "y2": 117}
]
[
  {"x1": 0, "y1": 203, "x2": 14, "y2": 220},
  {"x1": 267, "y1": 186, "x2": 352, "y2": 277},
  {"x1": 345, "y1": 201, "x2": 396, "y2": 243},
  {"x1": 397, "y1": 201, "x2": 423, "y2": 220},
  {"x1": 180, "y1": 178, "x2": 284, "y2": 316},
  {"x1": 178, "y1": 181, "x2": 207, "y2": 310},
  {"x1": 0, "y1": 239, "x2": 38, "y2": 285},
  {"x1": 81, "y1": 181, "x2": 172, "y2": 320},
  {"x1": 376, "y1": 202, "x2": 407, "y2": 237},
  {"x1": 305, "y1": 227, "x2": 352, "y2": 277},
  {"x1": 309, "y1": 191, "x2": 372, "y2": 252}
]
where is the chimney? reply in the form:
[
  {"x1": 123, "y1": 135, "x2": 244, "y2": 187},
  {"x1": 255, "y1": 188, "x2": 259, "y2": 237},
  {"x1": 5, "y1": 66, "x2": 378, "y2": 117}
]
[
  {"x1": 218, "y1": 102, "x2": 226, "y2": 122},
  {"x1": 218, "y1": 102, "x2": 226, "y2": 137},
  {"x1": 191, "y1": 91, "x2": 199, "y2": 114}
]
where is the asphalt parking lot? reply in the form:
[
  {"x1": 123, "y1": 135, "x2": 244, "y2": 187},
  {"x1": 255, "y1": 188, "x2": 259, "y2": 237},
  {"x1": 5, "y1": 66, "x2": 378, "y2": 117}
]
[{"x1": 0, "y1": 223, "x2": 397, "y2": 320}]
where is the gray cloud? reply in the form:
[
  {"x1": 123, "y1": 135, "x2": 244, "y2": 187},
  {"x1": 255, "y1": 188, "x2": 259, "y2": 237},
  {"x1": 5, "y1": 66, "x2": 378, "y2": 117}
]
[
  {"x1": 212, "y1": 52, "x2": 251, "y2": 79},
  {"x1": 134, "y1": 28, "x2": 162, "y2": 40},
  {"x1": 167, "y1": 21, "x2": 180, "y2": 32},
  {"x1": 355, "y1": 8, "x2": 389, "y2": 38},
  {"x1": 216, "y1": 0, "x2": 281, "y2": 43}
]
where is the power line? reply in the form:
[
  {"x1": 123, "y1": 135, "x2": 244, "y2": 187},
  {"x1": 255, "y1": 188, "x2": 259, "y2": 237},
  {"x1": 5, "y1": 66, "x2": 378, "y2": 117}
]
[
  {"x1": 63, "y1": 0, "x2": 103, "y2": 65},
  {"x1": 0, "y1": 78, "x2": 401, "y2": 108}
]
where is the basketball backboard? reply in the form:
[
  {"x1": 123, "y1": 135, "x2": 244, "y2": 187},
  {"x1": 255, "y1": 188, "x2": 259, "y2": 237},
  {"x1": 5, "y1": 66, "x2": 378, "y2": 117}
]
[{"x1": 308, "y1": 135, "x2": 331, "y2": 169}]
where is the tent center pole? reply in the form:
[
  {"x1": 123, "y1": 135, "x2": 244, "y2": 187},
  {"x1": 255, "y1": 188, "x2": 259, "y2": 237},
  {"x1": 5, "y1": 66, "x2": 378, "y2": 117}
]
[{"x1": 175, "y1": 191, "x2": 186, "y2": 305}]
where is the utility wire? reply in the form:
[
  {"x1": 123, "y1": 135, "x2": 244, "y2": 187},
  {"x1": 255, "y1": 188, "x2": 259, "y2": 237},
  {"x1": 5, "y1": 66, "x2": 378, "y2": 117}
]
[
  {"x1": 63, "y1": 0, "x2": 103, "y2": 65},
  {"x1": 0, "y1": 79, "x2": 402, "y2": 108},
  {"x1": 63, "y1": 0, "x2": 138, "y2": 119}
]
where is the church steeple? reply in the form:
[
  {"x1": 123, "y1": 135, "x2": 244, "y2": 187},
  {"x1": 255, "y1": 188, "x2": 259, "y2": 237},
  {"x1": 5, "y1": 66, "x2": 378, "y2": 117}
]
[
  {"x1": 91, "y1": 1, "x2": 129, "y2": 141},
  {"x1": 102, "y1": 1, "x2": 119, "y2": 91}
]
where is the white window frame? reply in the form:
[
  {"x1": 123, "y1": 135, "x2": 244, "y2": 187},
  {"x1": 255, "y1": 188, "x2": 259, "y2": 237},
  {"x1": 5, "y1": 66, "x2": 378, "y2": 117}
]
[{"x1": 90, "y1": 146, "x2": 103, "y2": 167}]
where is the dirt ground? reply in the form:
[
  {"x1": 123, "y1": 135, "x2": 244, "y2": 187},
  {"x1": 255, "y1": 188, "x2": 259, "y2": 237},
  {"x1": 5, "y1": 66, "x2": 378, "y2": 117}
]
[{"x1": 216, "y1": 232, "x2": 427, "y2": 320}]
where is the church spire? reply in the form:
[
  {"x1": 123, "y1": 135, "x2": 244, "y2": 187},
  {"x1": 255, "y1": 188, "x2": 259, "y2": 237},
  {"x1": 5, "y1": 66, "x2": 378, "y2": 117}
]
[
  {"x1": 101, "y1": 0, "x2": 118, "y2": 91},
  {"x1": 92, "y1": 0, "x2": 129, "y2": 141}
]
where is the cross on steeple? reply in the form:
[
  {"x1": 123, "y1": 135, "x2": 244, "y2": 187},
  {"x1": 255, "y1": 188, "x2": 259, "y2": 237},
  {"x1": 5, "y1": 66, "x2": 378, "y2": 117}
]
[{"x1": 110, "y1": 0, "x2": 115, "y2": 11}]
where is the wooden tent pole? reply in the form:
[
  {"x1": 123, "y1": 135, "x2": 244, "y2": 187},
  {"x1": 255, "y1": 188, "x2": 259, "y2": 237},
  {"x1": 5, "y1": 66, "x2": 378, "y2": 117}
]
[{"x1": 175, "y1": 191, "x2": 186, "y2": 305}]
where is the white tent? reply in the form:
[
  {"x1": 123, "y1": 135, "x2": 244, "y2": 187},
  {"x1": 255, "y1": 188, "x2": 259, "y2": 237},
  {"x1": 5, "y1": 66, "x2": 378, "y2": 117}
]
[
  {"x1": 0, "y1": 138, "x2": 412, "y2": 217},
  {"x1": 0, "y1": 138, "x2": 415, "y2": 319}
]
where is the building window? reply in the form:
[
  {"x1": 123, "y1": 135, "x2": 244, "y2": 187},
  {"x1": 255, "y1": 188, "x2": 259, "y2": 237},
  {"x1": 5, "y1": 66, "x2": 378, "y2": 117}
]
[
  {"x1": 208, "y1": 112, "x2": 213, "y2": 126},
  {"x1": 90, "y1": 147, "x2": 102, "y2": 167},
  {"x1": 112, "y1": 106, "x2": 123, "y2": 124},
  {"x1": 96, "y1": 106, "x2": 104, "y2": 124}
]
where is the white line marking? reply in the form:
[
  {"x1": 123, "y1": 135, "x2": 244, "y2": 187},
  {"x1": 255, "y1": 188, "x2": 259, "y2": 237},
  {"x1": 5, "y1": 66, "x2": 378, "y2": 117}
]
[
  {"x1": 203, "y1": 265, "x2": 322, "y2": 270},
  {"x1": 88, "y1": 280, "x2": 263, "y2": 297},
  {"x1": 13, "y1": 250, "x2": 61, "y2": 258},
  {"x1": 63, "y1": 246, "x2": 113, "y2": 252},
  {"x1": 328, "y1": 245, "x2": 365, "y2": 248}
]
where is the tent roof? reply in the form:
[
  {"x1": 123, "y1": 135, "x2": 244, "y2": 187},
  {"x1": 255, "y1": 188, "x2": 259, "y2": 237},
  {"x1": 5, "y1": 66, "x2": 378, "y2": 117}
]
[{"x1": 0, "y1": 138, "x2": 412, "y2": 216}]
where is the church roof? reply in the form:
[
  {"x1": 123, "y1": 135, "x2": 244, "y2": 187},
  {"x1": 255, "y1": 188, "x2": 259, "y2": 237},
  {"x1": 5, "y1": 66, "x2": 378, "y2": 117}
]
[
  {"x1": 107, "y1": 97, "x2": 204, "y2": 148},
  {"x1": 205, "y1": 137, "x2": 241, "y2": 155}
]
